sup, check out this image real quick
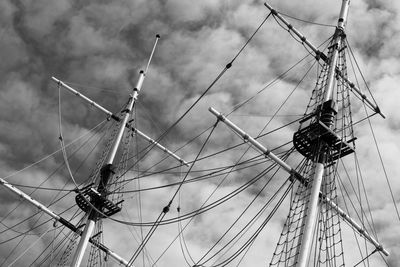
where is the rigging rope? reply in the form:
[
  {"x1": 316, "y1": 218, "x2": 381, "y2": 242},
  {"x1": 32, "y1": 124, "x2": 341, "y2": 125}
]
[
  {"x1": 6, "y1": 226, "x2": 53, "y2": 267},
  {"x1": 194, "y1": 148, "x2": 278, "y2": 265},
  {"x1": 353, "y1": 249, "x2": 378, "y2": 267},
  {"x1": 50, "y1": 221, "x2": 57, "y2": 266},
  {"x1": 154, "y1": 144, "x2": 295, "y2": 265},
  {"x1": 0, "y1": 89, "x2": 107, "y2": 250},
  {"x1": 30, "y1": 208, "x2": 84, "y2": 266},
  {"x1": 177, "y1": 164, "x2": 196, "y2": 266},
  {"x1": 91, "y1": 117, "x2": 301, "y2": 228},
  {"x1": 118, "y1": 34, "x2": 318, "y2": 179},
  {"x1": 212, "y1": 179, "x2": 294, "y2": 267},
  {"x1": 1, "y1": 119, "x2": 107, "y2": 182},
  {"x1": 180, "y1": 49, "x2": 317, "y2": 265},
  {"x1": 362, "y1": 101, "x2": 400, "y2": 222},
  {"x1": 115, "y1": 116, "x2": 302, "y2": 190},
  {"x1": 338, "y1": 160, "x2": 378, "y2": 239},
  {"x1": 336, "y1": 174, "x2": 372, "y2": 267},
  {"x1": 117, "y1": 12, "x2": 273, "y2": 185},
  {"x1": 278, "y1": 11, "x2": 336, "y2": 28},
  {"x1": 134, "y1": 108, "x2": 146, "y2": 267},
  {"x1": 198, "y1": 154, "x2": 293, "y2": 266},
  {"x1": 127, "y1": 121, "x2": 219, "y2": 265},
  {"x1": 345, "y1": 39, "x2": 379, "y2": 108}
]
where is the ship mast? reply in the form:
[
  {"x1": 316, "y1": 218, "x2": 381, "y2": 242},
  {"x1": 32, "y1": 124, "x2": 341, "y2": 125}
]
[
  {"x1": 296, "y1": 1, "x2": 350, "y2": 266},
  {"x1": 209, "y1": 0, "x2": 387, "y2": 265},
  {"x1": 0, "y1": 34, "x2": 191, "y2": 266},
  {"x1": 71, "y1": 35, "x2": 160, "y2": 267}
]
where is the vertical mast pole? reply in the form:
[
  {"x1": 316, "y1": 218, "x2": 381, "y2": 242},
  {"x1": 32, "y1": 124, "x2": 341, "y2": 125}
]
[
  {"x1": 296, "y1": 1, "x2": 350, "y2": 267},
  {"x1": 71, "y1": 35, "x2": 160, "y2": 267},
  {"x1": 324, "y1": 0, "x2": 350, "y2": 102}
]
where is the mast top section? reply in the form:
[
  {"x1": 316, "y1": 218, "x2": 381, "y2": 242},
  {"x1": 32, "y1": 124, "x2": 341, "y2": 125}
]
[
  {"x1": 337, "y1": 0, "x2": 350, "y2": 30},
  {"x1": 263, "y1": 1, "x2": 385, "y2": 118},
  {"x1": 323, "y1": 0, "x2": 350, "y2": 102}
]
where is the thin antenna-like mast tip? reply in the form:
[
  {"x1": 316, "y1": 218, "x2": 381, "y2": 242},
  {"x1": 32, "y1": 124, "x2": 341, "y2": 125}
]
[{"x1": 144, "y1": 35, "x2": 161, "y2": 74}]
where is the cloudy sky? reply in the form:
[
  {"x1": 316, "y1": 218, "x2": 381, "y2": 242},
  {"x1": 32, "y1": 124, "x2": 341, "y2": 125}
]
[{"x1": 0, "y1": 0, "x2": 399, "y2": 266}]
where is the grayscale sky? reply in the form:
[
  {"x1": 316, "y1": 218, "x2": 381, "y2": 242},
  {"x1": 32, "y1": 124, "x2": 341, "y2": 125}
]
[{"x1": 0, "y1": 0, "x2": 399, "y2": 266}]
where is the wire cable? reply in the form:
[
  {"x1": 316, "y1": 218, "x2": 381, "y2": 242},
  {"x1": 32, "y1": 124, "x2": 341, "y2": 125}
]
[
  {"x1": 6, "y1": 226, "x2": 53, "y2": 267},
  {"x1": 127, "y1": 122, "x2": 218, "y2": 265},
  {"x1": 362, "y1": 103, "x2": 400, "y2": 222},
  {"x1": 1, "y1": 119, "x2": 107, "y2": 182},
  {"x1": 118, "y1": 13, "x2": 273, "y2": 186},
  {"x1": 278, "y1": 11, "x2": 336, "y2": 28}
]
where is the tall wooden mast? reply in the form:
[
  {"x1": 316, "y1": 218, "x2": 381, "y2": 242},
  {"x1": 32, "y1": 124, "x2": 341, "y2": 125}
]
[
  {"x1": 71, "y1": 35, "x2": 160, "y2": 267},
  {"x1": 296, "y1": 1, "x2": 350, "y2": 266}
]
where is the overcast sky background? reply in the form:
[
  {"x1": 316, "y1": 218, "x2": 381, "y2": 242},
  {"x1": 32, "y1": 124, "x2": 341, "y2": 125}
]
[{"x1": 0, "y1": 0, "x2": 399, "y2": 266}]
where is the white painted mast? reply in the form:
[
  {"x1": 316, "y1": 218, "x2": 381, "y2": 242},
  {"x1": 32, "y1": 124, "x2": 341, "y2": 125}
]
[
  {"x1": 323, "y1": 0, "x2": 350, "y2": 102},
  {"x1": 71, "y1": 35, "x2": 160, "y2": 267},
  {"x1": 295, "y1": 1, "x2": 350, "y2": 266}
]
